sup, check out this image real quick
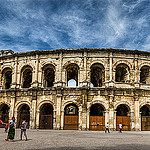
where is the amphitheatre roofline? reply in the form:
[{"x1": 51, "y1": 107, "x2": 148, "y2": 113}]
[{"x1": 0, "y1": 48, "x2": 150, "y2": 57}]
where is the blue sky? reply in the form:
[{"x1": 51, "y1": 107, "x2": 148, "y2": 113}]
[{"x1": 0, "y1": 0, "x2": 150, "y2": 52}]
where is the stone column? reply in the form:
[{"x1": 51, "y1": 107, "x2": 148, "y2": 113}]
[
  {"x1": 79, "y1": 106, "x2": 82, "y2": 130},
  {"x1": 109, "y1": 96, "x2": 115, "y2": 131},
  {"x1": 53, "y1": 109, "x2": 56, "y2": 129},
  {"x1": 134, "y1": 97, "x2": 140, "y2": 131},
  {"x1": 130, "y1": 111, "x2": 135, "y2": 130},
  {"x1": 86, "y1": 110, "x2": 90, "y2": 130},
  {"x1": 60, "y1": 110, "x2": 64, "y2": 130},
  {"x1": 56, "y1": 92, "x2": 62, "y2": 129},
  {"x1": 9, "y1": 95, "x2": 15, "y2": 120},
  {"x1": 36, "y1": 110, "x2": 40, "y2": 129},
  {"x1": 80, "y1": 51, "x2": 88, "y2": 87},
  {"x1": 14, "y1": 109, "x2": 18, "y2": 128},
  {"x1": 32, "y1": 53, "x2": 39, "y2": 87},
  {"x1": 11, "y1": 56, "x2": 18, "y2": 88},
  {"x1": 109, "y1": 52, "x2": 114, "y2": 87},
  {"x1": 134, "y1": 58, "x2": 140, "y2": 87},
  {"x1": 31, "y1": 100, "x2": 37, "y2": 129},
  {"x1": 113, "y1": 111, "x2": 117, "y2": 131}
]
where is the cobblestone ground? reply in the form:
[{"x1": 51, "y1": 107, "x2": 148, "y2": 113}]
[{"x1": 0, "y1": 128, "x2": 150, "y2": 150}]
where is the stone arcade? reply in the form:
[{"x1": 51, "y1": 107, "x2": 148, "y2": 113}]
[{"x1": 0, "y1": 48, "x2": 150, "y2": 131}]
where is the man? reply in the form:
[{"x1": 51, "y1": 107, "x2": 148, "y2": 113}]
[
  {"x1": 105, "y1": 122, "x2": 110, "y2": 133},
  {"x1": 20, "y1": 120, "x2": 28, "y2": 141},
  {"x1": 119, "y1": 122, "x2": 122, "y2": 133}
]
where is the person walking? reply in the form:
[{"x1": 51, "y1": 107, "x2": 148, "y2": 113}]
[
  {"x1": 105, "y1": 122, "x2": 110, "y2": 133},
  {"x1": 20, "y1": 119, "x2": 28, "y2": 141},
  {"x1": 4, "y1": 117, "x2": 16, "y2": 142},
  {"x1": 119, "y1": 122, "x2": 122, "y2": 133}
]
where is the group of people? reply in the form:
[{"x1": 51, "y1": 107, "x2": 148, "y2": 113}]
[
  {"x1": 0, "y1": 117, "x2": 28, "y2": 142},
  {"x1": 105, "y1": 122, "x2": 123, "y2": 133}
]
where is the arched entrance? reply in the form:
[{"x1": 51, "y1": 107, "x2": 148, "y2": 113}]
[
  {"x1": 89, "y1": 104, "x2": 105, "y2": 130},
  {"x1": 17, "y1": 104, "x2": 30, "y2": 128},
  {"x1": 39, "y1": 103, "x2": 53, "y2": 129},
  {"x1": 0, "y1": 103, "x2": 9, "y2": 127},
  {"x1": 140, "y1": 105, "x2": 150, "y2": 131},
  {"x1": 116, "y1": 104, "x2": 130, "y2": 131},
  {"x1": 64, "y1": 103, "x2": 78, "y2": 130}
]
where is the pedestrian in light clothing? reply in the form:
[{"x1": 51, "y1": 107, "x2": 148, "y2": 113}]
[
  {"x1": 20, "y1": 120, "x2": 28, "y2": 141},
  {"x1": 105, "y1": 122, "x2": 110, "y2": 133},
  {"x1": 119, "y1": 122, "x2": 122, "y2": 133}
]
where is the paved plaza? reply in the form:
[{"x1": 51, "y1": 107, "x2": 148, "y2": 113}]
[{"x1": 0, "y1": 128, "x2": 150, "y2": 150}]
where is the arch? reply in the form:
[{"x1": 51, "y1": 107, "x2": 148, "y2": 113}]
[
  {"x1": 62, "y1": 100, "x2": 79, "y2": 111},
  {"x1": 0, "y1": 103, "x2": 10, "y2": 126},
  {"x1": 64, "y1": 102, "x2": 79, "y2": 130},
  {"x1": 0, "y1": 65, "x2": 13, "y2": 74},
  {"x1": 1, "y1": 67, "x2": 12, "y2": 89},
  {"x1": 139, "y1": 62, "x2": 150, "y2": 70},
  {"x1": 115, "y1": 103, "x2": 131, "y2": 131},
  {"x1": 17, "y1": 103, "x2": 30, "y2": 128},
  {"x1": 63, "y1": 61, "x2": 80, "y2": 70},
  {"x1": 40, "y1": 61, "x2": 57, "y2": 69},
  {"x1": 90, "y1": 60, "x2": 106, "y2": 69},
  {"x1": 89, "y1": 102, "x2": 106, "y2": 131},
  {"x1": 140, "y1": 101, "x2": 150, "y2": 109},
  {"x1": 20, "y1": 65, "x2": 33, "y2": 88},
  {"x1": 113, "y1": 60, "x2": 132, "y2": 71},
  {"x1": 0, "y1": 101, "x2": 11, "y2": 108},
  {"x1": 115, "y1": 63, "x2": 130, "y2": 82},
  {"x1": 114, "y1": 101, "x2": 132, "y2": 111},
  {"x1": 116, "y1": 104, "x2": 130, "y2": 116},
  {"x1": 87, "y1": 100, "x2": 108, "y2": 111},
  {"x1": 15, "y1": 100, "x2": 31, "y2": 114},
  {"x1": 90, "y1": 63, "x2": 105, "y2": 87},
  {"x1": 39, "y1": 103, "x2": 54, "y2": 129},
  {"x1": 140, "y1": 104, "x2": 150, "y2": 116},
  {"x1": 37, "y1": 100, "x2": 55, "y2": 112},
  {"x1": 90, "y1": 103, "x2": 105, "y2": 116},
  {"x1": 140, "y1": 104, "x2": 150, "y2": 131},
  {"x1": 64, "y1": 103, "x2": 78, "y2": 116},
  {"x1": 66, "y1": 63, "x2": 80, "y2": 87},
  {"x1": 140, "y1": 65, "x2": 150, "y2": 84},
  {"x1": 42, "y1": 64, "x2": 55, "y2": 87}
]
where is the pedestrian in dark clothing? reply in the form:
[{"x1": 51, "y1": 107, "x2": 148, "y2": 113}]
[{"x1": 4, "y1": 117, "x2": 16, "y2": 142}]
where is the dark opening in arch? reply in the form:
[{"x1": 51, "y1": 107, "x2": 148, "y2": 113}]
[
  {"x1": 90, "y1": 63, "x2": 105, "y2": 87},
  {"x1": 116, "y1": 104, "x2": 129, "y2": 116},
  {"x1": 43, "y1": 65, "x2": 55, "y2": 88},
  {"x1": 17, "y1": 104, "x2": 30, "y2": 128},
  {"x1": 140, "y1": 66, "x2": 150, "y2": 84},
  {"x1": 39, "y1": 103, "x2": 53, "y2": 129},
  {"x1": 90, "y1": 104, "x2": 105, "y2": 116},
  {"x1": 66, "y1": 64, "x2": 79, "y2": 87},
  {"x1": 140, "y1": 105, "x2": 150, "y2": 131},
  {"x1": 115, "y1": 63, "x2": 129, "y2": 82},
  {"x1": 64, "y1": 104, "x2": 78, "y2": 116},
  {"x1": 0, "y1": 103, "x2": 9, "y2": 127},
  {"x1": 2, "y1": 68, "x2": 12, "y2": 89}
]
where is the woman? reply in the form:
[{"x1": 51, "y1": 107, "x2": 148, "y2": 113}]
[{"x1": 4, "y1": 117, "x2": 16, "y2": 142}]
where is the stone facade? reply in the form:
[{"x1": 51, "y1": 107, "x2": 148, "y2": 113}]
[{"x1": 0, "y1": 48, "x2": 150, "y2": 131}]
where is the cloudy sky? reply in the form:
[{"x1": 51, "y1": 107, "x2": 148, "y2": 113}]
[{"x1": 0, "y1": 0, "x2": 150, "y2": 52}]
